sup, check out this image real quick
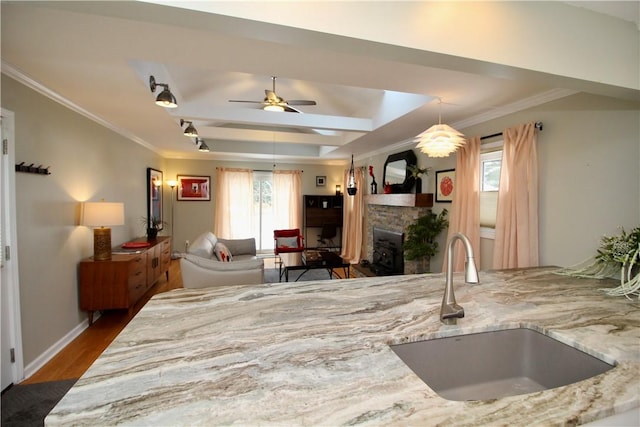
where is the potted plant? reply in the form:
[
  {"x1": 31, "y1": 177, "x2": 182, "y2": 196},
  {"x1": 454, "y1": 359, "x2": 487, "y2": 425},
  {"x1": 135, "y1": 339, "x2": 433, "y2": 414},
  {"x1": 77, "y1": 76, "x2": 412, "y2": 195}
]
[
  {"x1": 404, "y1": 209, "x2": 449, "y2": 273},
  {"x1": 141, "y1": 216, "x2": 165, "y2": 240},
  {"x1": 407, "y1": 165, "x2": 431, "y2": 193}
]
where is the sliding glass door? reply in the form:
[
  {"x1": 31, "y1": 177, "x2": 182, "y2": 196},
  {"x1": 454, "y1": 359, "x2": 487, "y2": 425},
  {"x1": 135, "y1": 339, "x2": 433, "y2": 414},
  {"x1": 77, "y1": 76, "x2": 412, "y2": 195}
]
[{"x1": 253, "y1": 171, "x2": 275, "y2": 252}]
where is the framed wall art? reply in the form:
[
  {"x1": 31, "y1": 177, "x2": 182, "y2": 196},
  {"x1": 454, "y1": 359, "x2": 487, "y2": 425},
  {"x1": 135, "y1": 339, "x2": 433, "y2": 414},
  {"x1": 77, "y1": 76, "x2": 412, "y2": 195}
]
[
  {"x1": 147, "y1": 168, "x2": 163, "y2": 229},
  {"x1": 177, "y1": 175, "x2": 211, "y2": 201},
  {"x1": 316, "y1": 176, "x2": 326, "y2": 187},
  {"x1": 435, "y1": 169, "x2": 455, "y2": 203}
]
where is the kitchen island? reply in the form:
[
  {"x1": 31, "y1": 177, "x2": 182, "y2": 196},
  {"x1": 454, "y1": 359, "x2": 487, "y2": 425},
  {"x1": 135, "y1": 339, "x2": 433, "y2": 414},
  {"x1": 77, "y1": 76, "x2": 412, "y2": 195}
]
[{"x1": 46, "y1": 268, "x2": 639, "y2": 426}]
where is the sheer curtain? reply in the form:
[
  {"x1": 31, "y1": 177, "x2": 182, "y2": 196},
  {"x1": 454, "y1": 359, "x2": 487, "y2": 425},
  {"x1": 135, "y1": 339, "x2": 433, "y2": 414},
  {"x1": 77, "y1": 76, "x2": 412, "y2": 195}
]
[
  {"x1": 443, "y1": 136, "x2": 481, "y2": 272},
  {"x1": 492, "y1": 122, "x2": 539, "y2": 269},
  {"x1": 340, "y1": 167, "x2": 365, "y2": 263},
  {"x1": 273, "y1": 170, "x2": 303, "y2": 230},
  {"x1": 214, "y1": 168, "x2": 254, "y2": 239}
]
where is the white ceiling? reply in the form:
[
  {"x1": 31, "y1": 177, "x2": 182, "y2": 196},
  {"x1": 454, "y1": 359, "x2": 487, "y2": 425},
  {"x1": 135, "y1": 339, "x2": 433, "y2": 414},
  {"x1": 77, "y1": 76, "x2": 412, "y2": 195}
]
[{"x1": 1, "y1": 1, "x2": 638, "y2": 165}]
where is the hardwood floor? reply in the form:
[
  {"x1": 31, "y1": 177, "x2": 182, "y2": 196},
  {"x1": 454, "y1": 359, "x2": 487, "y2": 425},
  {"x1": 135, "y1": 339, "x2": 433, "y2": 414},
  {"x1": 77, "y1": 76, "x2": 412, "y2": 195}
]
[
  {"x1": 21, "y1": 259, "x2": 184, "y2": 384},
  {"x1": 21, "y1": 255, "x2": 349, "y2": 384}
]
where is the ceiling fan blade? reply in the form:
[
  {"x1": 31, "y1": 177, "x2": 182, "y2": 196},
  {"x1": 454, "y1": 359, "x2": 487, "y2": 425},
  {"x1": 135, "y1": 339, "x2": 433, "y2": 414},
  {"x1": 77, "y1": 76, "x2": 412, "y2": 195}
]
[
  {"x1": 283, "y1": 105, "x2": 302, "y2": 113},
  {"x1": 286, "y1": 100, "x2": 317, "y2": 106},
  {"x1": 229, "y1": 100, "x2": 263, "y2": 103},
  {"x1": 265, "y1": 90, "x2": 280, "y2": 103}
]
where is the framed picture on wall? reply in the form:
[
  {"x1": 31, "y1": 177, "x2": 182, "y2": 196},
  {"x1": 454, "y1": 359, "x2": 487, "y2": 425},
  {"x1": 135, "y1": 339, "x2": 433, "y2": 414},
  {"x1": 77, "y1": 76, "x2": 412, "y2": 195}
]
[
  {"x1": 147, "y1": 168, "x2": 163, "y2": 229},
  {"x1": 177, "y1": 175, "x2": 211, "y2": 201},
  {"x1": 435, "y1": 169, "x2": 455, "y2": 203},
  {"x1": 316, "y1": 176, "x2": 326, "y2": 187}
]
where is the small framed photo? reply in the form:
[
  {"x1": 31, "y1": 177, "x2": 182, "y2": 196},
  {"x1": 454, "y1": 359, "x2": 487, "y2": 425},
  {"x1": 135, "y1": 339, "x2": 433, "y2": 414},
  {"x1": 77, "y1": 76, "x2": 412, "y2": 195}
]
[
  {"x1": 435, "y1": 169, "x2": 455, "y2": 203},
  {"x1": 177, "y1": 175, "x2": 211, "y2": 201},
  {"x1": 316, "y1": 176, "x2": 326, "y2": 187}
]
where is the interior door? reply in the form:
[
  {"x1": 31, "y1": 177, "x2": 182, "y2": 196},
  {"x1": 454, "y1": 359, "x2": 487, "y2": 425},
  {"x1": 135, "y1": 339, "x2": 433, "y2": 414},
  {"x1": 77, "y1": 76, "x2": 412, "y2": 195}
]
[{"x1": 1, "y1": 110, "x2": 22, "y2": 390}]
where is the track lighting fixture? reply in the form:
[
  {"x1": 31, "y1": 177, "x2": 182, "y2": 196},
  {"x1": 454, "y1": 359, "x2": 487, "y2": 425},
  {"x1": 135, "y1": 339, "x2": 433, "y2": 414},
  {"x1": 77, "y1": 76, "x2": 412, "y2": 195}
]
[
  {"x1": 180, "y1": 119, "x2": 198, "y2": 137},
  {"x1": 149, "y1": 75, "x2": 177, "y2": 108},
  {"x1": 347, "y1": 154, "x2": 357, "y2": 196},
  {"x1": 195, "y1": 138, "x2": 210, "y2": 152}
]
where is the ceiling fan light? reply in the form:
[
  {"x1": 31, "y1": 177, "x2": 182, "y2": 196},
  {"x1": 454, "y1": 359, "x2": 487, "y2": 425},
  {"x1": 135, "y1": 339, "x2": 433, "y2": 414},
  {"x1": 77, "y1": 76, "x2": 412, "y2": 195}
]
[
  {"x1": 414, "y1": 123, "x2": 466, "y2": 158},
  {"x1": 264, "y1": 104, "x2": 285, "y2": 112}
]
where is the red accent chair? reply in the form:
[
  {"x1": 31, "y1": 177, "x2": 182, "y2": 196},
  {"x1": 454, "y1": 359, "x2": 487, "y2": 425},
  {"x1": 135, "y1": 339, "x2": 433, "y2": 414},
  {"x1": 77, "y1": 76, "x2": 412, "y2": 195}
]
[{"x1": 274, "y1": 228, "x2": 305, "y2": 255}]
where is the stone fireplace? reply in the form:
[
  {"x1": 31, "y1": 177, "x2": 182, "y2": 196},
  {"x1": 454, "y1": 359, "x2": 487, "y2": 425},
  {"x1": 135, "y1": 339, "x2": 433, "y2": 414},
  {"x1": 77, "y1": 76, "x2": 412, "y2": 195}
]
[{"x1": 364, "y1": 194, "x2": 433, "y2": 275}]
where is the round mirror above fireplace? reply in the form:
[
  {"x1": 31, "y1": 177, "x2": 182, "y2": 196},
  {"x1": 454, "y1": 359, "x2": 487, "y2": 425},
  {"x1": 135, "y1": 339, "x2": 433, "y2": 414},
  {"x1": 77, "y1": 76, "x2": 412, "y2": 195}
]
[{"x1": 383, "y1": 150, "x2": 417, "y2": 193}]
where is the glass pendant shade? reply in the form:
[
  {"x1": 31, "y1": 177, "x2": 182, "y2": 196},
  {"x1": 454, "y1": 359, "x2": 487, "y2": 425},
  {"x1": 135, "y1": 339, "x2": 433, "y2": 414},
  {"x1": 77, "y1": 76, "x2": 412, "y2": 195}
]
[
  {"x1": 347, "y1": 154, "x2": 357, "y2": 196},
  {"x1": 414, "y1": 123, "x2": 466, "y2": 158},
  {"x1": 264, "y1": 104, "x2": 285, "y2": 112}
]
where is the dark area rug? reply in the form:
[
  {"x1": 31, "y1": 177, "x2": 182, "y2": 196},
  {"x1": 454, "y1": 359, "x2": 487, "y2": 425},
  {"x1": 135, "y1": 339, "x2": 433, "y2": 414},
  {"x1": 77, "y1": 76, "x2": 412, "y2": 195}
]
[{"x1": 1, "y1": 379, "x2": 77, "y2": 427}]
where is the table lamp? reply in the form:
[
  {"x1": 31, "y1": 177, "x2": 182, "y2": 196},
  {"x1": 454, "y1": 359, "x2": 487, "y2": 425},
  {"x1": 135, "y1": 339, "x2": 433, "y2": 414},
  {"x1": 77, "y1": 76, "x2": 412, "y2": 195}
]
[{"x1": 82, "y1": 201, "x2": 125, "y2": 261}]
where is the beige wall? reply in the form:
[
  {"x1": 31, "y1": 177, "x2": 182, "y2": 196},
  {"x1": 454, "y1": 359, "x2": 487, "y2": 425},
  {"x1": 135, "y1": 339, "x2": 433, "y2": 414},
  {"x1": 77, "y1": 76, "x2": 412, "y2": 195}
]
[
  {"x1": 357, "y1": 93, "x2": 639, "y2": 274},
  {"x1": 163, "y1": 160, "x2": 346, "y2": 252},
  {"x1": 2, "y1": 75, "x2": 165, "y2": 367},
  {"x1": 3, "y1": 74, "x2": 639, "y2": 373}
]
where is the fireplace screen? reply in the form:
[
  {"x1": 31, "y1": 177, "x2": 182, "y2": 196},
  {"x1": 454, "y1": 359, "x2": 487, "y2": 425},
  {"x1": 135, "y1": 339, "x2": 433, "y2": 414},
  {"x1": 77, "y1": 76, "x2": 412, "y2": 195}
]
[{"x1": 372, "y1": 227, "x2": 404, "y2": 275}]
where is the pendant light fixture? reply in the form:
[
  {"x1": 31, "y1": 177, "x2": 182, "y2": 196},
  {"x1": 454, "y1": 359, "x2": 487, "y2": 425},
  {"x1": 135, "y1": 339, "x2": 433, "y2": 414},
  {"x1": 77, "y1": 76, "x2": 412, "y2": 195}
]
[
  {"x1": 414, "y1": 98, "x2": 466, "y2": 157},
  {"x1": 347, "y1": 154, "x2": 357, "y2": 196},
  {"x1": 149, "y1": 75, "x2": 178, "y2": 108},
  {"x1": 180, "y1": 119, "x2": 198, "y2": 137}
]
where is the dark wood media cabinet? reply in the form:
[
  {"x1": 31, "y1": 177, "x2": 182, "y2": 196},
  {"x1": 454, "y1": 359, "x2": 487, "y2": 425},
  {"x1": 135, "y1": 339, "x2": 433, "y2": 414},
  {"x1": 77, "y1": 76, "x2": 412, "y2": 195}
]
[{"x1": 79, "y1": 236, "x2": 171, "y2": 324}]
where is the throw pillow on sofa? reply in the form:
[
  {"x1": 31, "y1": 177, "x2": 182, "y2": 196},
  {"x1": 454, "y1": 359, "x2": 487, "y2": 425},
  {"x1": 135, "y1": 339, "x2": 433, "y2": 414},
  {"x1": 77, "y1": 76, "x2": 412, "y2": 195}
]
[{"x1": 214, "y1": 242, "x2": 233, "y2": 262}]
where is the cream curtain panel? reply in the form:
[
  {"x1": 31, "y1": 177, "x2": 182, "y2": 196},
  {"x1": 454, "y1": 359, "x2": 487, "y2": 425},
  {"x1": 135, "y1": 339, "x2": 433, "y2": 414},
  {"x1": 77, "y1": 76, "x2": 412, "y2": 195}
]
[
  {"x1": 443, "y1": 136, "x2": 481, "y2": 272},
  {"x1": 492, "y1": 122, "x2": 539, "y2": 269},
  {"x1": 273, "y1": 170, "x2": 303, "y2": 230},
  {"x1": 214, "y1": 168, "x2": 254, "y2": 239},
  {"x1": 340, "y1": 167, "x2": 365, "y2": 264}
]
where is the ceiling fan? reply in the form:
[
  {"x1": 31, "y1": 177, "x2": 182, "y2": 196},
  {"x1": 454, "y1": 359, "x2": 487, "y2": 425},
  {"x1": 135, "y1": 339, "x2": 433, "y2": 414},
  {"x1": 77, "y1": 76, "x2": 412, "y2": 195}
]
[{"x1": 229, "y1": 76, "x2": 317, "y2": 113}]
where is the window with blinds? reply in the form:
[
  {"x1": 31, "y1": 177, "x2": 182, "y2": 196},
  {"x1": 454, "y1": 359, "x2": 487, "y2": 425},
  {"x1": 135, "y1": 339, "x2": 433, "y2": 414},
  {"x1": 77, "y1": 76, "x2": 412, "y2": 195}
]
[{"x1": 479, "y1": 147, "x2": 502, "y2": 238}]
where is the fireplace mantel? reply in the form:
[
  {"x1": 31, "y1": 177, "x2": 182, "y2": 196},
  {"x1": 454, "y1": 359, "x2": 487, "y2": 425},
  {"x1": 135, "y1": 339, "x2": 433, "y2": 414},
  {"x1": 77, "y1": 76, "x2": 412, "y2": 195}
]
[{"x1": 365, "y1": 193, "x2": 433, "y2": 208}]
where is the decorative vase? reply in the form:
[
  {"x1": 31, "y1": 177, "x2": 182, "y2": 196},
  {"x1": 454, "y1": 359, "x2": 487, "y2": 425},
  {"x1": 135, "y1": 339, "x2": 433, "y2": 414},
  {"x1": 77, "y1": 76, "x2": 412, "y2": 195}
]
[
  {"x1": 147, "y1": 228, "x2": 158, "y2": 240},
  {"x1": 384, "y1": 183, "x2": 392, "y2": 194},
  {"x1": 371, "y1": 178, "x2": 378, "y2": 194},
  {"x1": 415, "y1": 177, "x2": 422, "y2": 193}
]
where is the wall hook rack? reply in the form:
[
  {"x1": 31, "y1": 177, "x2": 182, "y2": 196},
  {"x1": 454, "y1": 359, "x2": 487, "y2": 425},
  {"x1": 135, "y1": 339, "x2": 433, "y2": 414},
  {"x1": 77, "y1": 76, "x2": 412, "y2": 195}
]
[{"x1": 15, "y1": 162, "x2": 51, "y2": 175}]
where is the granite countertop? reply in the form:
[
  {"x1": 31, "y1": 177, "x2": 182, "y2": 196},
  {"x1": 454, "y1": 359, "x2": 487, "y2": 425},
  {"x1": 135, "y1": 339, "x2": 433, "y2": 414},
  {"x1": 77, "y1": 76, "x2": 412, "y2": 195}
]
[{"x1": 46, "y1": 268, "x2": 639, "y2": 426}]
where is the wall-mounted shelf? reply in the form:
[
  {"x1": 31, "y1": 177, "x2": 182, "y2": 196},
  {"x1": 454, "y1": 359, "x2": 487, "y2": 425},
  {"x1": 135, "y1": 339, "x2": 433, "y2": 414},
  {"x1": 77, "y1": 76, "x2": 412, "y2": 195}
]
[{"x1": 365, "y1": 193, "x2": 433, "y2": 208}]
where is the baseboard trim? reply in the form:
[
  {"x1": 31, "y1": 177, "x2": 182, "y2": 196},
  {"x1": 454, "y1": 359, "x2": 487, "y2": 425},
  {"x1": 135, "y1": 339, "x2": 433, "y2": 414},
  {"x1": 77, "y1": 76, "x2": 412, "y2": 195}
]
[{"x1": 22, "y1": 312, "x2": 100, "y2": 380}]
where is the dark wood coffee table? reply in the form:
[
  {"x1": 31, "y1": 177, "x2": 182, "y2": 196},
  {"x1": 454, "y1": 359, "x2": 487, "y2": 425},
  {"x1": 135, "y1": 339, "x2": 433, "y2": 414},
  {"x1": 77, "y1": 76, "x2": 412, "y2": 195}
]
[{"x1": 278, "y1": 250, "x2": 350, "y2": 282}]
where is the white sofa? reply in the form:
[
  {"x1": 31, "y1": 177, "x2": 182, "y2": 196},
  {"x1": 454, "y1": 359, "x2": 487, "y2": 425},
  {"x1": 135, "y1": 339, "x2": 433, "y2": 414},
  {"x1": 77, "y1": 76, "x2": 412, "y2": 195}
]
[{"x1": 179, "y1": 232, "x2": 264, "y2": 288}]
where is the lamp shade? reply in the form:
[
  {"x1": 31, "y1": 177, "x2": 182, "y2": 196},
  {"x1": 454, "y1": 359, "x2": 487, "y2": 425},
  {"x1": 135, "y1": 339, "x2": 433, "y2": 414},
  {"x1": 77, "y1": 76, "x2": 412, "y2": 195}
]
[{"x1": 82, "y1": 202, "x2": 125, "y2": 227}]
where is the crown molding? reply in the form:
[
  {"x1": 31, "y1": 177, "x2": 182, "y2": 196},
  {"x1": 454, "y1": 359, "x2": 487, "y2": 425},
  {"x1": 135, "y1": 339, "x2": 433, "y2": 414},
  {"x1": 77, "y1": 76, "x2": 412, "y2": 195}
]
[
  {"x1": 357, "y1": 88, "x2": 578, "y2": 162},
  {"x1": 1, "y1": 61, "x2": 160, "y2": 154},
  {"x1": 451, "y1": 88, "x2": 578, "y2": 130}
]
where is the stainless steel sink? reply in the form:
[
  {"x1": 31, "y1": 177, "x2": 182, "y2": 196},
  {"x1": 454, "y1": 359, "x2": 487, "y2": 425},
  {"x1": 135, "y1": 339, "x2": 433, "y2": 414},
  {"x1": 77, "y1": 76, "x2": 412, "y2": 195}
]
[{"x1": 390, "y1": 327, "x2": 614, "y2": 401}]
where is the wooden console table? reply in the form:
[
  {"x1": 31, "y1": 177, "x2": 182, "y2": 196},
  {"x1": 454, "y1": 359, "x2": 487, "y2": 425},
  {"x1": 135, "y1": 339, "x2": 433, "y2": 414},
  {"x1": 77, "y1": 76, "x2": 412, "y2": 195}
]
[{"x1": 79, "y1": 236, "x2": 171, "y2": 324}]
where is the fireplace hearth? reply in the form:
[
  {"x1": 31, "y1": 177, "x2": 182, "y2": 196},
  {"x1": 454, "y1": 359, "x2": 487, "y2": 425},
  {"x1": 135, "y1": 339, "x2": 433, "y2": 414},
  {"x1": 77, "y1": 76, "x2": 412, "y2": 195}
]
[{"x1": 371, "y1": 227, "x2": 404, "y2": 275}]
